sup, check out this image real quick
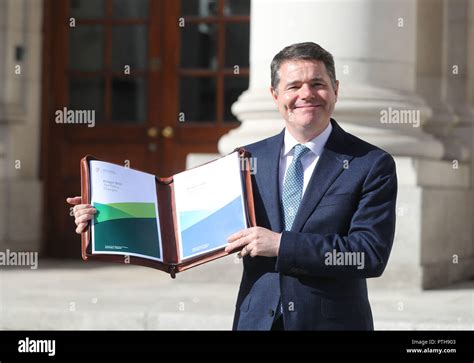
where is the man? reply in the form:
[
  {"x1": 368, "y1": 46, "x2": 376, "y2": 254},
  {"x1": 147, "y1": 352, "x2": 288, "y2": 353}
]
[
  {"x1": 223, "y1": 42, "x2": 397, "y2": 330},
  {"x1": 68, "y1": 42, "x2": 397, "y2": 331}
]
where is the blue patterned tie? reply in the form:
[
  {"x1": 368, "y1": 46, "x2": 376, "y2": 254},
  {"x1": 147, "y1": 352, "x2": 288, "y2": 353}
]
[
  {"x1": 281, "y1": 144, "x2": 310, "y2": 231},
  {"x1": 274, "y1": 144, "x2": 310, "y2": 325}
]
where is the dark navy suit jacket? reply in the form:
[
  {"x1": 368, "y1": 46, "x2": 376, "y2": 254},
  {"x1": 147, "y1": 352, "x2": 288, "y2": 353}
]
[{"x1": 233, "y1": 119, "x2": 397, "y2": 330}]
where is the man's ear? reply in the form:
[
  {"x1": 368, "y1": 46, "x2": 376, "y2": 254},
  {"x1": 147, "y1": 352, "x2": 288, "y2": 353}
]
[
  {"x1": 334, "y1": 80, "x2": 339, "y2": 100},
  {"x1": 270, "y1": 86, "x2": 278, "y2": 103}
]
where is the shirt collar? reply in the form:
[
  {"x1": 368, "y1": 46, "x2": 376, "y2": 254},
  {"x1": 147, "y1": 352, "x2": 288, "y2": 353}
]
[{"x1": 282, "y1": 121, "x2": 333, "y2": 157}]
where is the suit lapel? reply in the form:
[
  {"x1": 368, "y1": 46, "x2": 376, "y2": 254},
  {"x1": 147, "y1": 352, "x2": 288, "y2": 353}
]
[
  {"x1": 291, "y1": 120, "x2": 354, "y2": 232},
  {"x1": 255, "y1": 131, "x2": 284, "y2": 232}
]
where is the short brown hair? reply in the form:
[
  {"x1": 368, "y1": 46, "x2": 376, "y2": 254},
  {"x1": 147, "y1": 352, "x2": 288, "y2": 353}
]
[{"x1": 270, "y1": 42, "x2": 337, "y2": 90}]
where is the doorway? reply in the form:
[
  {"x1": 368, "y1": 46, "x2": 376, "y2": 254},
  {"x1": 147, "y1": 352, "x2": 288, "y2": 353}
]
[{"x1": 41, "y1": 0, "x2": 250, "y2": 257}]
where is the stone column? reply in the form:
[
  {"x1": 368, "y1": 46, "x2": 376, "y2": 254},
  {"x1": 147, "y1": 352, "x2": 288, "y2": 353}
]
[
  {"x1": 218, "y1": 0, "x2": 473, "y2": 288},
  {"x1": 413, "y1": 0, "x2": 474, "y2": 289},
  {"x1": 0, "y1": 0, "x2": 43, "y2": 253},
  {"x1": 470, "y1": 1, "x2": 474, "y2": 110},
  {"x1": 219, "y1": 0, "x2": 444, "y2": 158},
  {"x1": 417, "y1": 0, "x2": 474, "y2": 161}
]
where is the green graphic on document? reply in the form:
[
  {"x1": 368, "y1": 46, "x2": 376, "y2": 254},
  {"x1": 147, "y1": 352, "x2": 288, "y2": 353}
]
[{"x1": 93, "y1": 202, "x2": 161, "y2": 259}]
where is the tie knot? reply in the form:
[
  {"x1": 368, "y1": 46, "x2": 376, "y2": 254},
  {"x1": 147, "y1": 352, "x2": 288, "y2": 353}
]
[{"x1": 293, "y1": 144, "x2": 309, "y2": 161}]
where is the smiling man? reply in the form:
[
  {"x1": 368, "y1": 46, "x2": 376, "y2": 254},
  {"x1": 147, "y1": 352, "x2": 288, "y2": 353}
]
[
  {"x1": 271, "y1": 57, "x2": 338, "y2": 142},
  {"x1": 225, "y1": 42, "x2": 398, "y2": 330}
]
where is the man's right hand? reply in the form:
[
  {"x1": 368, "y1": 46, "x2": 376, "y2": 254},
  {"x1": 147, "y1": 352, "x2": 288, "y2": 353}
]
[{"x1": 66, "y1": 196, "x2": 97, "y2": 234}]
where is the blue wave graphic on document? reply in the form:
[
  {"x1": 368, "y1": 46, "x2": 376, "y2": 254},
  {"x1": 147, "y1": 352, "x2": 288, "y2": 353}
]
[
  {"x1": 180, "y1": 196, "x2": 246, "y2": 259},
  {"x1": 179, "y1": 208, "x2": 220, "y2": 231}
]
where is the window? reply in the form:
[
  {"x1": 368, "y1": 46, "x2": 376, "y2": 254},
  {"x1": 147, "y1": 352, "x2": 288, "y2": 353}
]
[
  {"x1": 69, "y1": 0, "x2": 149, "y2": 124},
  {"x1": 179, "y1": 0, "x2": 250, "y2": 123}
]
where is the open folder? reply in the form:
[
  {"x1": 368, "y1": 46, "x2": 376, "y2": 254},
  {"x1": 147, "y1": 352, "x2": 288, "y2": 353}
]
[{"x1": 80, "y1": 149, "x2": 256, "y2": 278}]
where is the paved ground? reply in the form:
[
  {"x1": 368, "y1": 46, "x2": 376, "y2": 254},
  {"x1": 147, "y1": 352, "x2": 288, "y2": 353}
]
[{"x1": 0, "y1": 257, "x2": 472, "y2": 330}]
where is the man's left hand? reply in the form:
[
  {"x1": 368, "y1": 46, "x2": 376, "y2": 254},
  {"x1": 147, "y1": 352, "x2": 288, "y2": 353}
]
[{"x1": 225, "y1": 227, "x2": 282, "y2": 258}]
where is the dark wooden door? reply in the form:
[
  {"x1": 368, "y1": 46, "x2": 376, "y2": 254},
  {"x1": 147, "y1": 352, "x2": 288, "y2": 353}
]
[{"x1": 41, "y1": 0, "x2": 250, "y2": 258}]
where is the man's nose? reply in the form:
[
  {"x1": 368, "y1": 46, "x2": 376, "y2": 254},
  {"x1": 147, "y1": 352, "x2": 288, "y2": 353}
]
[{"x1": 298, "y1": 83, "x2": 314, "y2": 99}]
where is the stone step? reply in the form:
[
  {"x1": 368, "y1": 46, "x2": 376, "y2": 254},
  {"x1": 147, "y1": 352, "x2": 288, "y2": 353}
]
[
  {"x1": 2, "y1": 308, "x2": 472, "y2": 330},
  {"x1": 1, "y1": 308, "x2": 234, "y2": 330}
]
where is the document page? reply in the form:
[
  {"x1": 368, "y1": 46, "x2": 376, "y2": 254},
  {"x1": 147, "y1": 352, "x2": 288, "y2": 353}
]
[
  {"x1": 89, "y1": 161, "x2": 163, "y2": 261},
  {"x1": 173, "y1": 152, "x2": 248, "y2": 260}
]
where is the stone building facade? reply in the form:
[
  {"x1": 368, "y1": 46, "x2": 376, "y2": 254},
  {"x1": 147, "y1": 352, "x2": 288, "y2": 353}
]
[{"x1": 1, "y1": 0, "x2": 473, "y2": 289}]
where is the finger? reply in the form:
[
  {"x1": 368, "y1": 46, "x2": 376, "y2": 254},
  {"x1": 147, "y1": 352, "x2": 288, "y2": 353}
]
[
  {"x1": 249, "y1": 247, "x2": 258, "y2": 258},
  {"x1": 227, "y1": 228, "x2": 249, "y2": 243},
  {"x1": 75, "y1": 208, "x2": 97, "y2": 218},
  {"x1": 75, "y1": 222, "x2": 87, "y2": 234},
  {"x1": 225, "y1": 236, "x2": 251, "y2": 253},
  {"x1": 238, "y1": 245, "x2": 248, "y2": 258},
  {"x1": 66, "y1": 196, "x2": 82, "y2": 205},
  {"x1": 73, "y1": 204, "x2": 93, "y2": 214},
  {"x1": 242, "y1": 244, "x2": 255, "y2": 258},
  {"x1": 75, "y1": 213, "x2": 95, "y2": 225}
]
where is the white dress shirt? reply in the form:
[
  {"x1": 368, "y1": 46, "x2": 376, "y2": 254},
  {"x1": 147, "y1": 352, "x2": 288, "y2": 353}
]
[{"x1": 279, "y1": 122, "x2": 333, "y2": 199}]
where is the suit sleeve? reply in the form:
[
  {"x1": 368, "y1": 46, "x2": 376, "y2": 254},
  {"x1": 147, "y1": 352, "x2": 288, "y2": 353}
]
[{"x1": 276, "y1": 152, "x2": 397, "y2": 278}]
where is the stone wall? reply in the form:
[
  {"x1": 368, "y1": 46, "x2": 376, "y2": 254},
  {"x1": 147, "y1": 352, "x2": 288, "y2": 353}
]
[{"x1": 0, "y1": 0, "x2": 43, "y2": 254}]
